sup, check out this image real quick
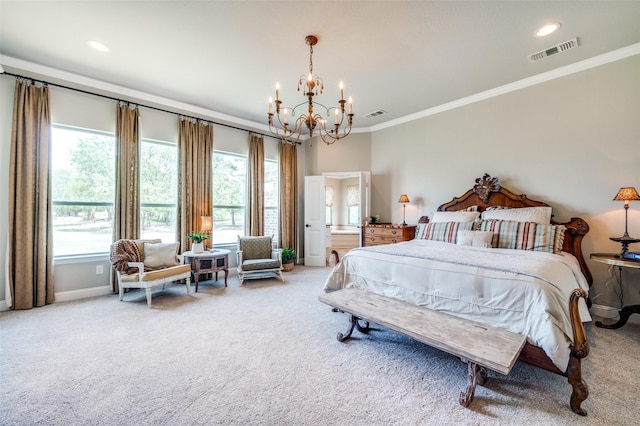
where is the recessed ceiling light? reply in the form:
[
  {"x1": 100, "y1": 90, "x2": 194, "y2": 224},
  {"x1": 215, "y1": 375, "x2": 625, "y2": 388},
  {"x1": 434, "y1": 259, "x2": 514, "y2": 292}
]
[
  {"x1": 535, "y1": 23, "x2": 561, "y2": 37},
  {"x1": 87, "y1": 40, "x2": 110, "y2": 52}
]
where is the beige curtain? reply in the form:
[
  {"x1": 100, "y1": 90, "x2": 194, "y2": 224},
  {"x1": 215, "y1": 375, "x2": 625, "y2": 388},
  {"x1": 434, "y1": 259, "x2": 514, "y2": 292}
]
[
  {"x1": 113, "y1": 103, "x2": 140, "y2": 242},
  {"x1": 112, "y1": 104, "x2": 141, "y2": 292},
  {"x1": 248, "y1": 134, "x2": 264, "y2": 236},
  {"x1": 278, "y1": 142, "x2": 298, "y2": 255},
  {"x1": 177, "y1": 118, "x2": 213, "y2": 252},
  {"x1": 7, "y1": 80, "x2": 55, "y2": 309}
]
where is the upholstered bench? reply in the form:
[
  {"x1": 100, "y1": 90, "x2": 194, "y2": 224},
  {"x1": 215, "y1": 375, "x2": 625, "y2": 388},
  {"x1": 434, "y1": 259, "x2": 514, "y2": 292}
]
[{"x1": 110, "y1": 239, "x2": 192, "y2": 307}]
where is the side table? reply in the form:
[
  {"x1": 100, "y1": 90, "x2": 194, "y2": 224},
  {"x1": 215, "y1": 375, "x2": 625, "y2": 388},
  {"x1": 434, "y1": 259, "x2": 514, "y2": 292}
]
[
  {"x1": 183, "y1": 249, "x2": 230, "y2": 292},
  {"x1": 590, "y1": 253, "x2": 640, "y2": 329}
]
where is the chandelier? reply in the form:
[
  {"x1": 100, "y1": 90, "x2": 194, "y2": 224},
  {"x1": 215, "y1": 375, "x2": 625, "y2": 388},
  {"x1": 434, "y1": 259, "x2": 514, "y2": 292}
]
[{"x1": 268, "y1": 35, "x2": 353, "y2": 145}]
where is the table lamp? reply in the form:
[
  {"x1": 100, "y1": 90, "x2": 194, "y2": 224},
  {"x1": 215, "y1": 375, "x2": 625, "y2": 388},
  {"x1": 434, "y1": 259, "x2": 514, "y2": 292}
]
[
  {"x1": 201, "y1": 215, "x2": 213, "y2": 249},
  {"x1": 398, "y1": 194, "x2": 410, "y2": 226},
  {"x1": 611, "y1": 187, "x2": 640, "y2": 256}
]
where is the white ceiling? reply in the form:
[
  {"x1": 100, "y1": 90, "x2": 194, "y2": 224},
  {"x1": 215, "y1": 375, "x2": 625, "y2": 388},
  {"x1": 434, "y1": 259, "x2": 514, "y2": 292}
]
[{"x1": 2, "y1": 1, "x2": 640, "y2": 134}]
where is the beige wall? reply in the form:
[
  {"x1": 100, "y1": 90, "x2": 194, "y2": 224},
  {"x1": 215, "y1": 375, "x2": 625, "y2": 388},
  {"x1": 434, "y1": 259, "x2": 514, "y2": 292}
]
[
  {"x1": 2, "y1": 53, "x2": 639, "y2": 310},
  {"x1": 368, "y1": 54, "x2": 640, "y2": 309}
]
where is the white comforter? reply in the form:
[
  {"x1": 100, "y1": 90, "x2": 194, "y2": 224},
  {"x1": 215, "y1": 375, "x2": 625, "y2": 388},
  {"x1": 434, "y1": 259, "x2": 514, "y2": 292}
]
[{"x1": 324, "y1": 239, "x2": 591, "y2": 371}]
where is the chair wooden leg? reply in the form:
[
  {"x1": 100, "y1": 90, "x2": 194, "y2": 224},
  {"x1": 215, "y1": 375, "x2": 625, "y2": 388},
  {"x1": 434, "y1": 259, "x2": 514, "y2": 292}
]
[
  {"x1": 119, "y1": 285, "x2": 124, "y2": 301},
  {"x1": 146, "y1": 288, "x2": 152, "y2": 308},
  {"x1": 185, "y1": 276, "x2": 191, "y2": 294}
]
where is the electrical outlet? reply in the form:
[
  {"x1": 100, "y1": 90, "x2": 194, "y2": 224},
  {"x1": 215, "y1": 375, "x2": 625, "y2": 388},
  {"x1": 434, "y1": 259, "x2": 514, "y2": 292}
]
[{"x1": 96, "y1": 265, "x2": 104, "y2": 275}]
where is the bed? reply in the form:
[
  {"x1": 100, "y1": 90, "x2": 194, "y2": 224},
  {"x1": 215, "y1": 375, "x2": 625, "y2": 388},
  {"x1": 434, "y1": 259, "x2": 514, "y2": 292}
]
[{"x1": 323, "y1": 174, "x2": 592, "y2": 415}]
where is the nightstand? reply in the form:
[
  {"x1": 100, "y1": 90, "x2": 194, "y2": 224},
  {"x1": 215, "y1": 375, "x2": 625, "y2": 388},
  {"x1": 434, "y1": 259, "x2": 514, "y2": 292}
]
[
  {"x1": 590, "y1": 253, "x2": 640, "y2": 329},
  {"x1": 362, "y1": 224, "x2": 416, "y2": 247}
]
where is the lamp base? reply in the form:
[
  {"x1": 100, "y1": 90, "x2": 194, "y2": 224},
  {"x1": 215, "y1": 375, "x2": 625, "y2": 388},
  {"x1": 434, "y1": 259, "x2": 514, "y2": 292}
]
[{"x1": 610, "y1": 236, "x2": 640, "y2": 257}]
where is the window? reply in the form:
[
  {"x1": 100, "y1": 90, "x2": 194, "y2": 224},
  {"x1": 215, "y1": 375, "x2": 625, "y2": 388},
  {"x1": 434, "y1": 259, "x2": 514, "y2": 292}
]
[
  {"x1": 347, "y1": 185, "x2": 360, "y2": 225},
  {"x1": 139, "y1": 138, "x2": 178, "y2": 242},
  {"x1": 264, "y1": 159, "x2": 279, "y2": 245},
  {"x1": 325, "y1": 186, "x2": 334, "y2": 225},
  {"x1": 51, "y1": 125, "x2": 115, "y2": 256},
  {"x1": 212, "y1": 152, "x2": 247, "y2": 244}
]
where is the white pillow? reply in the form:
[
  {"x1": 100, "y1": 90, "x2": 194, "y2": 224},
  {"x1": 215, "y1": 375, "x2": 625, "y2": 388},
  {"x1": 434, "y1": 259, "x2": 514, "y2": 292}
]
[
  {"x1": 430, "y1": 211, "x2": 480, "y2": 223},
  {"x1": 481, "y1": 206, "x2": 552, "y2": 224},
  {"x1": 143, "y1": 242, "x2": 180, "y2": 268},
  {"x1": 456, "y1": 230, "x2": 493, "y2": 248}
]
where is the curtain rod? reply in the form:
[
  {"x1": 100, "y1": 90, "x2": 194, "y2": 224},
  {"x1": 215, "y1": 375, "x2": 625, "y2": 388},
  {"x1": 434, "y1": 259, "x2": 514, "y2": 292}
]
[{"x1": 1, "y1": 71, "x2": 298, "y2": 143}]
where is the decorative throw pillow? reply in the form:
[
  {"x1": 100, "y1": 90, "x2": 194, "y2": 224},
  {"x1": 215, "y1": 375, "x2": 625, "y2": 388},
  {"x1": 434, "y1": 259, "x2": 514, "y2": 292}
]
[
  {"x1": 478, "y1": 220, "x2": 564, "y2": 254},
  {"x1": 143, "y1": 242, "x2": 180, "y2": 268},
  {"x1": 430, "y1": 211, "x2": 480, "y2": 223},
  {"x1": 417, "y1": 221, "x2": 475, "y2": 243},
  {"x1": 481, "y1": 206, "x2": 552, "y2": 224},
  {"x1": 456, "y1": 230, "x2": 493, "y2": 248}
]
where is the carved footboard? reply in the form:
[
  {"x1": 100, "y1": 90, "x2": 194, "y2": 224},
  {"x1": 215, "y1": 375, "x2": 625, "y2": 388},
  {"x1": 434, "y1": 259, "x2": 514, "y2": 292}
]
[{"x1": 518, "y1": 288, "x2": 589, "y2": 415}]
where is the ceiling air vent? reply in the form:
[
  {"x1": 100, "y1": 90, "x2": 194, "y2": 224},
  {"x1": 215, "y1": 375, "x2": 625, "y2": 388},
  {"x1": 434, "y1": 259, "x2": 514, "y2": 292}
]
[
  {"x1": 528, "y1": 37, "x2": 579, "y2": 62},
  {"x1": 363, "y1": 109, "x2": 386, "y2": 119}
]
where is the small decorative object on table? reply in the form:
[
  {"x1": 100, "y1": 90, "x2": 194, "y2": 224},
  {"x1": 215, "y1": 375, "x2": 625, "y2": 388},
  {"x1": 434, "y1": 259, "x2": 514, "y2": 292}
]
[
  {"x1": 188, "y1": 230, "x2": 210, "y2": 253},
  {"x1": 610, "y1": 186, "x2": 640, "y2": 256},
  {"x1": 281, "y1": 248, "x2": 296, "y2": 272}
]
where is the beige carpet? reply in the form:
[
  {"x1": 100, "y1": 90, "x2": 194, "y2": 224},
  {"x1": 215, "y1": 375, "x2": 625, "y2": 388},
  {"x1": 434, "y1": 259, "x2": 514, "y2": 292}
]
[{"x1": 1, "y1": 265, "x2": 638, "y2": 425}]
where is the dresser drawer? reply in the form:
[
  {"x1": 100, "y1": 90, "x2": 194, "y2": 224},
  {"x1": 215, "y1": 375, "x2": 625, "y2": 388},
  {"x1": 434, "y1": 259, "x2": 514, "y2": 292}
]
[{"x1": 362, "y1": 225, "x2": 416, "y2": 247}]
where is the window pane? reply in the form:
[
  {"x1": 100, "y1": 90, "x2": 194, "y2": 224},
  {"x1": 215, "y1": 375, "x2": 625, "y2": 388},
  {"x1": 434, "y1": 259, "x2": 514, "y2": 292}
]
[
  {"x1": 51, "y1": 126, "x2": 115, "y2": 256},
  {"x1": 212, "y1": 152, "x2": 247, "y2": 244},
  {"x1": 140, "y1": 139, "x2": 177, "y2": 243},
  {"x1": 264, "y1": 159, "x2": 279, "y2": 245}
]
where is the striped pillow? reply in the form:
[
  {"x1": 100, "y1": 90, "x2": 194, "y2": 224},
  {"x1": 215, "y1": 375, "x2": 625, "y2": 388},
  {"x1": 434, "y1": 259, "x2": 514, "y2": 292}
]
[
  {"x1": 416, "y1": 221, "x2": 475, "y2": 243},
  {"x1": 478, "y1": 220, "x2": 565, "y2": 254}
]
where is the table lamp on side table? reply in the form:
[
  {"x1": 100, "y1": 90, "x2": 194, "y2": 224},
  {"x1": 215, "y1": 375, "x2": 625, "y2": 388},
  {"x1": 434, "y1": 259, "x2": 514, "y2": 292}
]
[
  {"x1": 201, "y1": 215, "x2": 213, "y2": 250},
  {"x1": 610, "y1": 187, "x2": 640, "y2": 257},
  {"x1": 398, "y1": 194, "x2": 410, "y2": 226}
]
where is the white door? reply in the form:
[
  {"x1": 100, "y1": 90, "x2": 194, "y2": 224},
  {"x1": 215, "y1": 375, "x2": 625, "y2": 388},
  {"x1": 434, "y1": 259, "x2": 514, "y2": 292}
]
[
  {"x1": 304, "y1": 176, "x2": 328, "y2": 266},
  {"x1": 358, "y1": 171, "x2": 371, "y2": 245}
]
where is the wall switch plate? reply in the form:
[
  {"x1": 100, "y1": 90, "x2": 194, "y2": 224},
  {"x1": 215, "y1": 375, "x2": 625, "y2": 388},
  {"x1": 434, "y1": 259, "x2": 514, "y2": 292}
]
[{"x1": 96, "y1": 265, "x2": 104, "y2": 275}]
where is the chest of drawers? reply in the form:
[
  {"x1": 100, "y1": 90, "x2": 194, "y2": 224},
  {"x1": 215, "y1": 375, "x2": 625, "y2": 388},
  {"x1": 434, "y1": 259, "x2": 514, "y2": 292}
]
[{"x1": 362, "y1": 224, "x2": 416, "y2": 247}]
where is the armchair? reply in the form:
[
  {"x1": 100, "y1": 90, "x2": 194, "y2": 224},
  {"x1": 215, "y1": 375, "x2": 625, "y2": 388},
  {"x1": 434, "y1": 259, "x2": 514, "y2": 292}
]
[
  {"x1": 110, "y1": 239, "x2": 192, "y2": 307},
  {"x1": 236, "y1": 236, "x2": 284, "y2": 285}
]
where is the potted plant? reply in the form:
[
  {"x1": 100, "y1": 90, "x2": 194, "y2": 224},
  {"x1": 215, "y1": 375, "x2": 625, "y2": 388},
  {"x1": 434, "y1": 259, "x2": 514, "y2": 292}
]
[
  {"x1": 281, "y1": 248, "x2": 296, "y2": 272},
  {"x1": 188, "y1": 231, "x2": 210, "y2": 253}
]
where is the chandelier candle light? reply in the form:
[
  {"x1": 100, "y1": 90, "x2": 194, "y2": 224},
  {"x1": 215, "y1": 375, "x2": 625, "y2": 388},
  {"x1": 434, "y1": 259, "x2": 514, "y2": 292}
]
[{"x1": 268, "y1": 35, "x2": 353, "y2": 145}]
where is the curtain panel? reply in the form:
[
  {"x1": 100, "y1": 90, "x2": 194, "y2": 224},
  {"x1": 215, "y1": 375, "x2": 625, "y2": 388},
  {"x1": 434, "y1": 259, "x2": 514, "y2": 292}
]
[
  {"x1": 278, "y1": 143, "x2": 298, "y2": 255},
  {"x1": 248, "y1": 134, "x2": 264, "y2": 236},
  {"x1": 113, "y1": 104, "x2": 141, "y2": 241},
  {"x1": 177, "y1": 119, "x2": 213, "y2": 253},
  {"x1": 112, "y1": 104, "x2": 141, "y2": 292},
  {"x1": 7, "y1": 80, "x2": 55, "y2": 309}
]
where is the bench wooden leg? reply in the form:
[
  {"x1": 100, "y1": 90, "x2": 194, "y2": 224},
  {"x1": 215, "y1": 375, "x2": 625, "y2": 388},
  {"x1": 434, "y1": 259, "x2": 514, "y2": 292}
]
[
  {"x1": 337, "y1": 314, "x2": 370, "y2": 342},
  {"x1": 459, "y1": 362, "x2": 486, "y2": 407}
]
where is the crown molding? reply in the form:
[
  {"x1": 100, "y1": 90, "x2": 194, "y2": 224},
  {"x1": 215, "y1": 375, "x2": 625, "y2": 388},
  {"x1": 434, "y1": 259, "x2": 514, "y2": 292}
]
[
  {"x1": 370, "y1": 42, "x2": 640, "y2": 132},
  {"x1": 3, "y1": 42, "x2": 639, "y2": 136}
]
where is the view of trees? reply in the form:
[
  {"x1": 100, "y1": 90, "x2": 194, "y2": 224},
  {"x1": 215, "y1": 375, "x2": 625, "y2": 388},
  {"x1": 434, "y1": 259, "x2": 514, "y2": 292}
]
[{"x1": 51, "y1": 126, "x2": 276, "y2": 255}]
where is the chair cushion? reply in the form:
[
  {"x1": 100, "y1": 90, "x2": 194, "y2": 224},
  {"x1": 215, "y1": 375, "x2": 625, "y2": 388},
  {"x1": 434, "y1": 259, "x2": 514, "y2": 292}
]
[
  {"x1": 143, "y1": 242, "x2": 180, "y2": 268},
  {"x1": 140, "y1": 264, "x2": 191, "y2": 281},
  {"x1": 239, "y1": 237, "x2": 272, "y2": 260},
  {"x1": 242, "y1": 259, "x2": 281, "y2": 271}
]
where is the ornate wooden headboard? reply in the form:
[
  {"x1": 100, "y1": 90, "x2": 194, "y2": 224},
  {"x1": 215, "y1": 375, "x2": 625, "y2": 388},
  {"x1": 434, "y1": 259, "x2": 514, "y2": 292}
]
[{"x1": 418, "y1": 174, "x2": 592, "y2": 286}]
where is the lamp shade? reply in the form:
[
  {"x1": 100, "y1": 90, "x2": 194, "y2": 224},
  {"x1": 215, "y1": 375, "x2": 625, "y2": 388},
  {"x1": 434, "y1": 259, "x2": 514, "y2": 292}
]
[
  {"x1": 613, "y1": 187, "x2": 640, "y2": 204},
  {"x1": 201, "y1": 215, "x2": 213, "y2": 231},
  {"x1": 398, "y1": 194, "x2": 410, "y2": 203}
]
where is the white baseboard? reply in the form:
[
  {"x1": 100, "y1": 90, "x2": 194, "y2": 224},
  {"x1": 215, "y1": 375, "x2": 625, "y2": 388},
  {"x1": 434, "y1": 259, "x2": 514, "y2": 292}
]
[
  {"x1": 590, "y1": 303, "x2": 620, "y2": 319},
  {"x1": 0, "y1": 268, "x2": 241, "y2": 311},
  {"x1": 55, "y1": 285, "x2": 113, "y2": 302},
  {"x1": 0, "y1": 285, "x2": 113, "y2": 311}
]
